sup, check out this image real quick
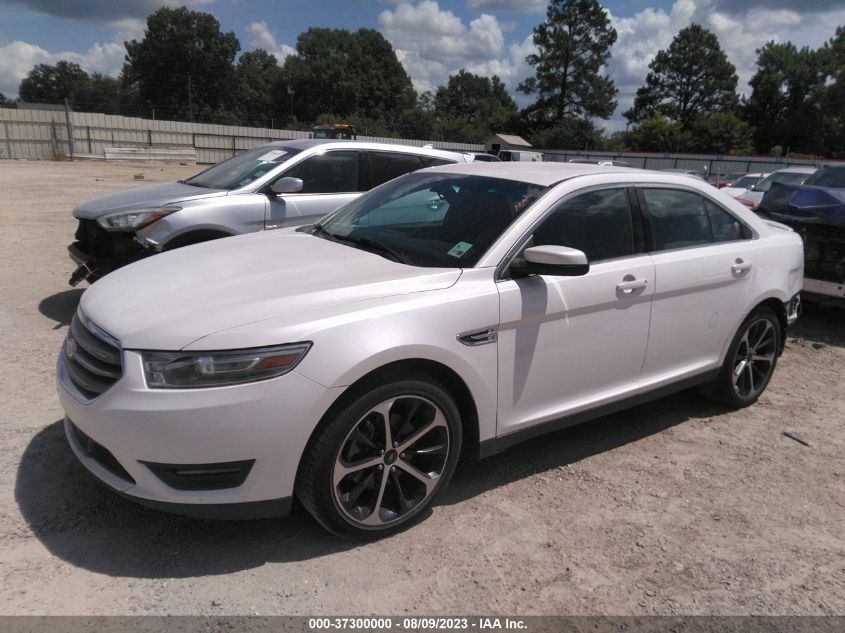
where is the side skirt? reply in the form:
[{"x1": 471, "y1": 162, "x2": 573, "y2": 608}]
[{"x1": 479, "y1": 369, "x2": 719, "y2": 459}]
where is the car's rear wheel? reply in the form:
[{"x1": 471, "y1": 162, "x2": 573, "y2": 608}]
[
  {"x1": 296, "y1": 374, "x2": 461, "y2": 540},
  {"x1": 700, "y1": 306, "x2": 781, "y2": 408}
]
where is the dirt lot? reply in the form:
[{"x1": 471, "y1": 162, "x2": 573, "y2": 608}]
[{"x1": 0, "y1": 159, "x2": 843, "y2": 616}]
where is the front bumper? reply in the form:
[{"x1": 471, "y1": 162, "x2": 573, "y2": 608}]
[
  {"x1": 67, "y1": 219, "x2": 151, "y2": 286},
  {"x1": 57, "y1": 350, "x2": 345, "y2": 518}
]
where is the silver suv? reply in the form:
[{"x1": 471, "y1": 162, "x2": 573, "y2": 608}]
[{"x1": 68, "y1": 139, "x2": 468, "y2": 284}]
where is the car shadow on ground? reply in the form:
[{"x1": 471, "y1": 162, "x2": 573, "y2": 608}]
[
  {"x1": 16, "y1": 390, "x2": 721, "y2": 580},
  {"x1": 444, "y1": 390, "x2": 722, "y2": 506},
  {"x1": 18, "y1": 296, "x2": 840, "y2": 580},
  {"x1": 38, "y1": 288, "x2": 83, "y2": 329}
]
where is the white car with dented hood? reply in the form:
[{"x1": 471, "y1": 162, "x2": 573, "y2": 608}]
[{"x1": 57, "y1": 162, "x2": 803, "y2": 539}]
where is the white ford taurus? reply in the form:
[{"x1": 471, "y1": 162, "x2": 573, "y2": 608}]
[{"x1": 57, "y1": 162, "x2": 803, "y2": 539}]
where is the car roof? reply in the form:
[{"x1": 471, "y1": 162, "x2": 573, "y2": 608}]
[
  {"x1": 423, "y1": 161, "x2": 649, "y2": 186},
  {"x1": 772, "y1": 166, "x2": 817, "y2": 174},
  {"x1": 261, "y1": 138, "x2": 466, "y2": 160}
]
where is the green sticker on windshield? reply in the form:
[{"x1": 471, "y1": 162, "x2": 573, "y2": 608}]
[{"x1": 448, "y1": 242, "x2": 473, "y2": 258}]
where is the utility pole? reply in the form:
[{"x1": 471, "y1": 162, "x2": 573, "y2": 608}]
[
  {"x1": 188, "y1": 74, "x2": 194, "y2": 123},
  {"x1": 63, "y1": 98, "x2": 75, "y2": 160},
  {"x1": 287, "y1": 85, "x2": 294, "y2": 119}
]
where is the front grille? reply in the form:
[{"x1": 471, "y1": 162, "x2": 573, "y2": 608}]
[
  {"x1": 69, "y1": 420, "x2": 135, "y2": 484},
  {"x1": 63, "y1": 313, "x2": 123, "y2": 400},
  {"x1": 73, "y1": 219, "x2": 134, "y2": 259}
]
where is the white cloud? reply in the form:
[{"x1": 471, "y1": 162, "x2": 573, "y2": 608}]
[
  {"x1": 379, "y1": 0, "x2": 528, "y2": 95},
  {"x1": 244, "y1": 20, "x2": 295, "y2": 64},
  {"x1": 602, "y1": 0, "x2": 845, "y2": 132},
  {"x1": 0, "y1": 37, "x2": 130, "y2": 97}
]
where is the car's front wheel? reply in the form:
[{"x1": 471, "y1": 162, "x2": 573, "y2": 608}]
[
  {"x1": 700, "y1": 306, "x2": 781, "y2": 408},
  {"x1": 296, "y1": 374, "x2": 462, "y2": 539}
]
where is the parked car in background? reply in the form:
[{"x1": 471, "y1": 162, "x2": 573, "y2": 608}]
[
  {"x1": 721, "y1": 173, "x2": 769, "y2": 198},
  {"x1": 468, "y1": 152, "x2": 501, "y2": 162},
  {"x1": 736, "y1": 166, "x2": 817, "y2": 210},
  {"x1": 568, "y1": 158, "x2": 633, "y2": 167},
  {"x1": 67, "y1": 140, "x2": 468, "y2": 285},
  {"x1": 312, "y1": 124, "x2": 356, "y2": 140},
  {"x1": 58, "y1": 162, "x2": 802, "y2": 539},
  {"x1": 714, "y1": 172, "x2": 748, "y2": 188},
  {"x1": 660, "y1": 168, "x2": 709, "y2": 182},
  {"x1": 757, "y1": 163, "x2": 845, "y2": 302}
]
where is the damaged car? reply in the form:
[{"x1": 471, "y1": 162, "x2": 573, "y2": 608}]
[
  {"x1": 757, "y1": 163, "x2": 845, "y2": 303},
  {"x1": 67, "y1": 140, "x2": 468, "y2": 285},
  {"x1": 58, "y1": 163, "x2": 802, "y2": 538}
]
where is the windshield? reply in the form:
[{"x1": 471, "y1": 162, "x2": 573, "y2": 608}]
[
  {"x1": 803, "y1": 167, "x2": 845, "y2": 188},
  {"x1": 185, "y1": 145, "x2": 302, "y2": 190},
  {"x1": 753, "y1": 170, "x2": 811, "y2": 192},
  {"x1": 313, "y1": 172, "x2": 548, "y2": 267}
]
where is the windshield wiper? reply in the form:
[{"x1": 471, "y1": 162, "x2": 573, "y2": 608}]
[
  {"x1": 309, "y1": 224, "x2": 412, "y2": 264},
  {"x1": 335, "y1": 235, "x2": 410, "y2": 264},
  {"x1": 180, "y1": 180, "x2": 209, "y2": 188},
  {"x1": 309, "y1": 223, "x2": 340, "y2": 241}
]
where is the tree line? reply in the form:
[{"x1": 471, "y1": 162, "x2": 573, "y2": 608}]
[{"x1": 2, "y1": 1, "x2": 844, "y2": 158}]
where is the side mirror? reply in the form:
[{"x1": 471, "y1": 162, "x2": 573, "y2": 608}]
[
  {"x1": 510, "y1": 245, "x2": 590, "y2": 277},
  {"x1": 270, "y1": 177, "x2": 304, "y2": 195}
]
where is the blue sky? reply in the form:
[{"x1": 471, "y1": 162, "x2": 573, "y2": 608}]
[{"x1": 1, "y1": 0, "x2": 844, "y2": 131}]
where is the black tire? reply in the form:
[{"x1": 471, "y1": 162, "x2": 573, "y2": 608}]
[
  {"x1": 296, "y1": 371, "x2": 462, "y2": 540},
  {"x1": 699, "y1": 306, "x2": 782, "y2": 409}
]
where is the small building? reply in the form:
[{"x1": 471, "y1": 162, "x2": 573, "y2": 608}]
[{"x1": 485, "y1": 134, "x2": 532, "y2": 155}]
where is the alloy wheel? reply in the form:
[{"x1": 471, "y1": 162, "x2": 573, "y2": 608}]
[
  {"x1": 332, "y1": 396, "x2": 450, "y2": 528},
  {"x1": 732, "y1": 317, "x2": 777, "y2": 399}
]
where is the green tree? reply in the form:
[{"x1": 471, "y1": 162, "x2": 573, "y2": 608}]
[
  {"x1": 346, "y1": 29, "x2": 415, "y2": 123},
  {"x1": 625, "y1": 24, "x2": 738, "y2": 131},
  {"x1": 518, "y1": 0, "x2": 618, "y2": 125},
  {"x1": 75, "y1": 73, "x2": 122, "y2": 114},
  {"x1": 0, "y1": 92, "x2": 14, "y2": 107},
  {"x1": 435, "y1": 71, "x2": 517, "y2": 133},
  {"x1": 234, "y1": 49, "x2": 282, "y2": 127},
  {"x1": 689, "y1": 112, "x2": 752, "y2": 153},
  {"x1": 124, "y1": 7, "x2": 240, "y2": 122},
  {"x1": 627, "y1": 115, "x2": 690, "y2": 152},
  {"x1": 282, "y1": 28, "x2": 414, "y2": 126},
  {"x1": 819, "y1": 27, "x2": 845, "y2": 157},
  {"x1": 744, "y1": 41, "x2": 825, "y2": 155},
  {"x1": 19, "y1": 60, "x2": 89, "y2": 105},
  {"x1": 530, "y1": 116, "x2": 604, "y2": 149}
]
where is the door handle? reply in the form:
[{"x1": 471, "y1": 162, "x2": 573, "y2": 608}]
[
  {"x1": 732, "y1": 258, "x2": 752, "y2": 274},
  {"x1": 616, "y1": 278, "x2": 648, "y2": 294}
]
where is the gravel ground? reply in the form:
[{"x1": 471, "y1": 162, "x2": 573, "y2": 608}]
[{"x1": 0, "y1": 159, "x2": 843, "y2": 616}]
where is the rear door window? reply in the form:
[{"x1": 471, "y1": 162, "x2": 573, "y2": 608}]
[
  {"x1": 282, "y1": 151, "x2": 364, "y2": 193},
  {"x1": 641, "y1": 188, "x2": 751, "y2": 250},
  {"x1": 369, "y1": 152, "x2": 427, "y2": 188}
]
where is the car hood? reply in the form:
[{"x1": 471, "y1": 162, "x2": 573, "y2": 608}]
[
  {"x1": 80, "y1": 230, "x2": 462, "y2": 350},
  {"x1": 73, "y1": 181, "x2": 228, "y2": 219},
  {"x1": 758, "y1": 184, "x2": 845, "y2": 228}
]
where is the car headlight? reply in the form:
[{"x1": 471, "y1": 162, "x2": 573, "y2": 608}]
[
  {"x1": 97, "y1": 206, "x2": 181, "y2": 231},
  {"x1": 141, "y1": 343, "x2": 312, "y2": 388}
]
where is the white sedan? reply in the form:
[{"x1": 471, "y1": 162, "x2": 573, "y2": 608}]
[{"x1": 57, "y1": 163, "x2": 804, "y2": 539}]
